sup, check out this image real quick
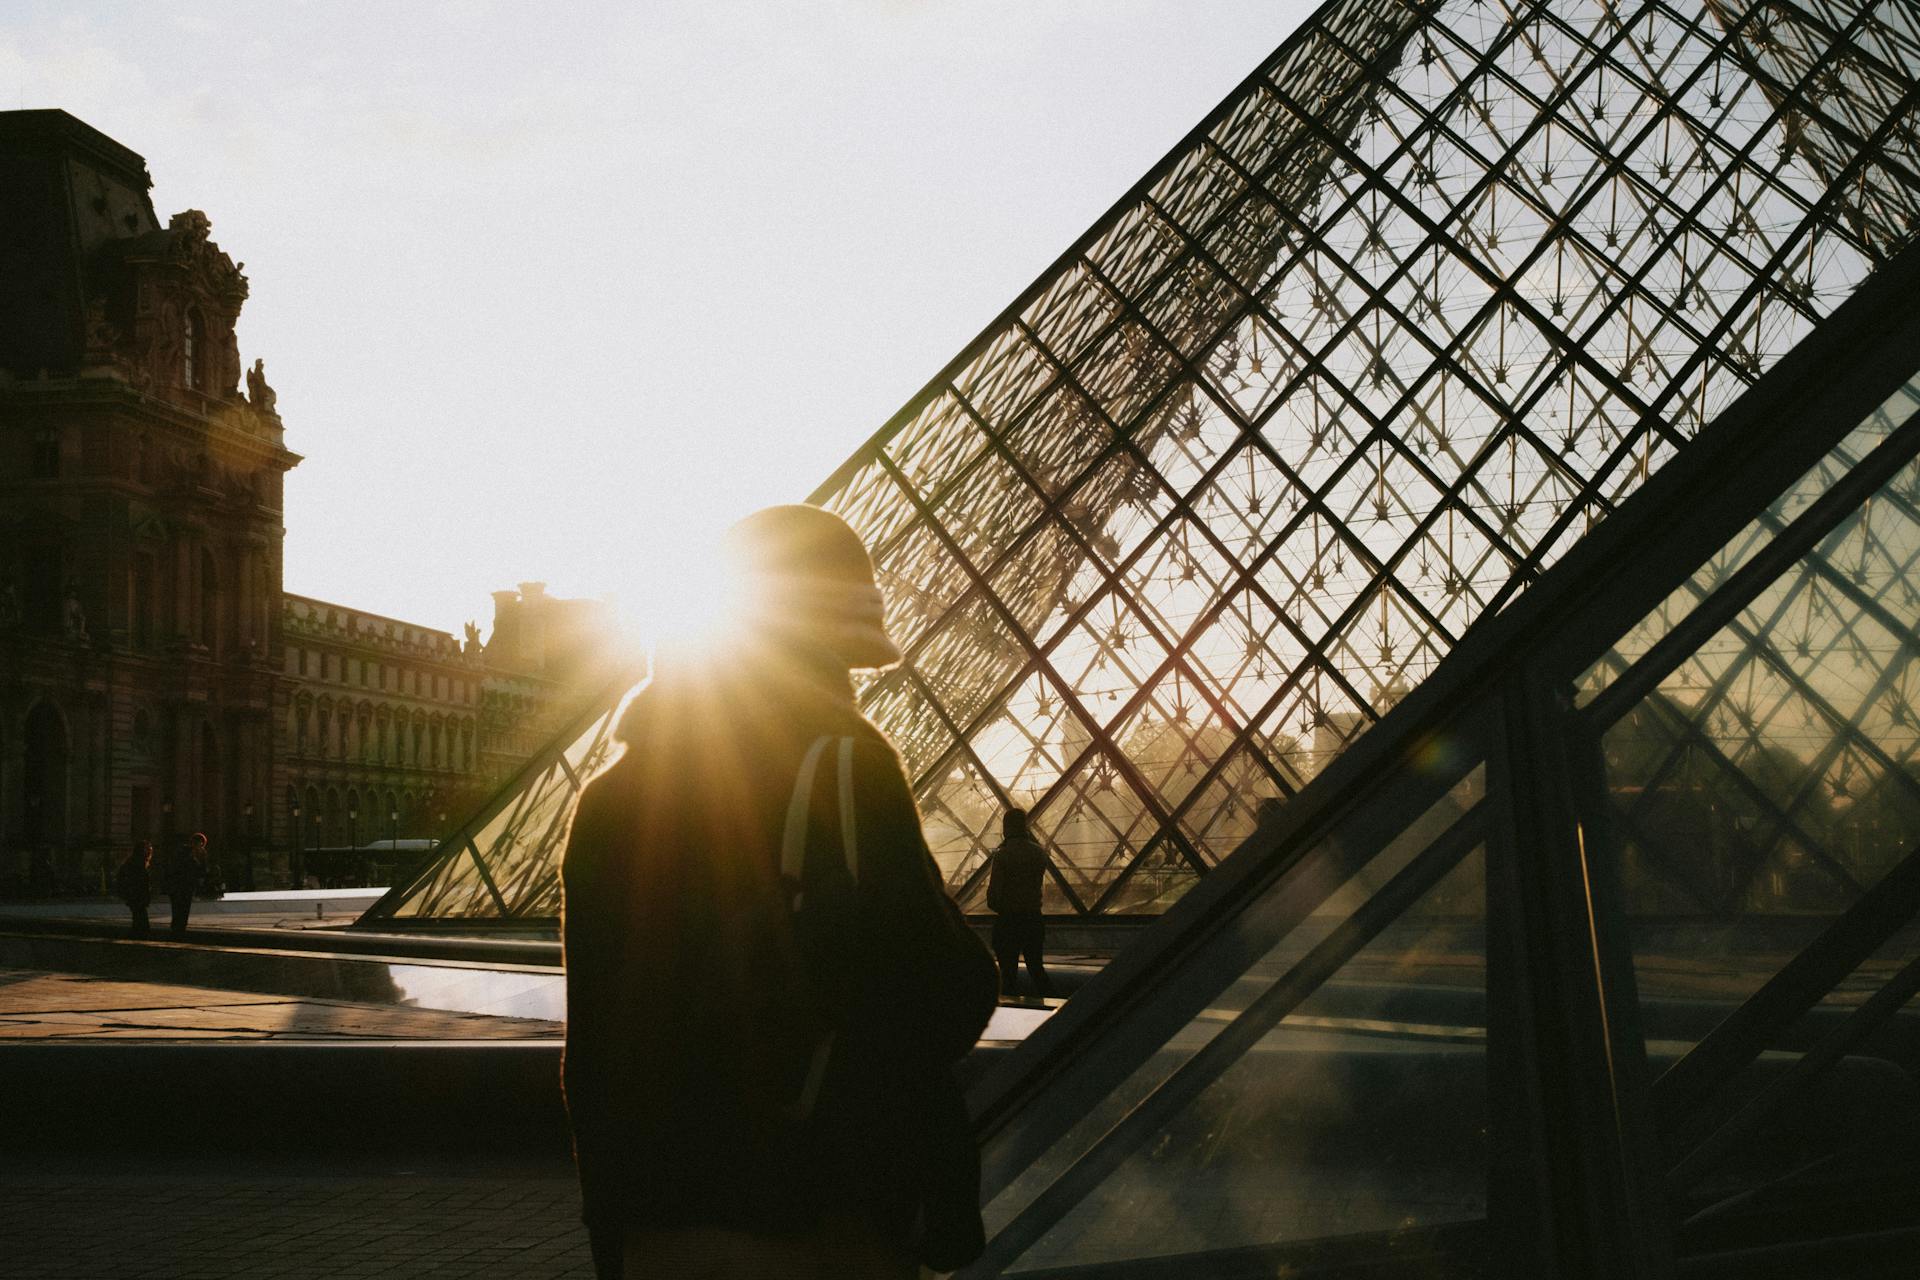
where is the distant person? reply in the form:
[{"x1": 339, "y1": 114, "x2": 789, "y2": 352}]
[
  {"x1": 561, "y1": 504, "x2": 997, "y2": 1280},
  {"x1": 164, "y1": 833, "x2": 208, "y2": 938},
  {"x1": 1254, "y1": 796, "x2": 1286, "y2": 834},
  {"x1": 987, "y1": 809, "x2": 1052, "y2": 1001},
  {"x1": 114, "y1": 842, "x2": 152, "y2": 939},
  {"x1": 28, "y1": 846, "x2": 53, "y2": 899}
]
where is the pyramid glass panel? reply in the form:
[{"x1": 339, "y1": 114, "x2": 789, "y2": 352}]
[
  {"x1": 1579, "y1": 367, "x2": 1920, "y2": 1213},
  {"x1": 990, "y1": 787, "x2": 1489, "y2": 1275},
  {"x1": 958, "y1": 243, "x2": 1920, "y2": 1273},
  {"x1": 366, "y1": 0, "x2": 1920, "y2": 924}
]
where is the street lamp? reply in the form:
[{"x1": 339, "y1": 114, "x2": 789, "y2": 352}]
[
  {"x1": 291, "y1": 802, "x2": 303, "y2": 889},
  {"x1": 157, "y1": 798, "x2": 174, "y2": 884},
  {"x1": 242, "y1": 801, "x2": 256, "y2": 891},
  {"x1": 348, "y1": 807, "x2": 358, "y2": 887}
]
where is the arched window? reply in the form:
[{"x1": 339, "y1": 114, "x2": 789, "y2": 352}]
[
  {"x1": 199, "y1": 547, "x2": 219, "y2": 651},
  {"x1": 183, "y1": 309, "x2": 201, "y2": 390},
  {"x1": 131, "y1": 556, "x2": 154, "y2": 650},
  {"x1": 23, "y1": 702, "x2": 69, "y2": 847},
  {"x1": 198, "y1": 721, "x2": 220, "y2": 837}
]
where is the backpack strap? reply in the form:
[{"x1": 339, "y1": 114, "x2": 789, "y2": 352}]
[
  {"x1": 836, "y1": 736, "x2": 859, "y2": 881},
  {"x1": 781, "y1": 736, "x2": 834, "y2": 902},
  {"x1": 783, "y1": 733, "x2": 861, "y2": 1121}
]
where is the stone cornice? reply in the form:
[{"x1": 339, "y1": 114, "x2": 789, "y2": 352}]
[{"x1": 0, "y1": 373, "x2": 299, "y2": 469}]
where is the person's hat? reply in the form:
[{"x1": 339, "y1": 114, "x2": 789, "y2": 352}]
[{"x1": 725, "y1": 504, "x2": 901, "y2": 670}]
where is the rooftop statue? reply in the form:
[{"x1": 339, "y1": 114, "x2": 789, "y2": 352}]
[{"x1": 246, "y1": 358, "x2": 277, "y2": 416}]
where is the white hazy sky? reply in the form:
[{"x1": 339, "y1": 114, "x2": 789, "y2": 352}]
[{"x1": 5, "y1": 1, "x2": 1315, "y2": 640}]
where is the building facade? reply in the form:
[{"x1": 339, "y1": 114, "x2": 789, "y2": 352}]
[
  {"x1": 1, "y1": 110, "x2": 622, "y2": 894},
  {"x1": 280, "y1": 595, "x2": 483, "y2": 872},
  {"x1": 473, "y1": 581, "x2": 614, "y2": 780},
  {"x1": 279, "y1": 583, "x2": 616, "y2": 885},
  {"x1": 0, "y1": 110, "x2": 297, "y2": 895}
]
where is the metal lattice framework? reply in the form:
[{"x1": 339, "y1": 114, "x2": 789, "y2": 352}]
[
  {"x1": 364, "y1": 0, "x2": 1920, "y2": 924},
  {"x1": 1581, "y1": 373, "x2": 1920, "y2": 919},
  {"x1": 959, "y1": 236, "x2": 1920, "y2": 1280}
]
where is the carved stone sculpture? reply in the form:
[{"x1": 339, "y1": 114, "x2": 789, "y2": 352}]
[
  {"x1": 64, "y1": 592, "x2": 89, "y2": 642},
  {"x1": 82, "y1": 300, "x2": 121, "y2": 356},
  {"x1": 168, "y1": 209, "x2": 212, "y2": 245},
  {"x1": 247, "y1": 358, "x2": 278, "y2": 416}
]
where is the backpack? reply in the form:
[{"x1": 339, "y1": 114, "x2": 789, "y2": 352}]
[
  {"x1": 776, "y1": 735, "x2": 862, "y2": 1122},
  {"x1": 779, "y1": 734, "x2": 987, "y2": 1271},
  {"x1": 113, "y1": 859, "x2": 144, "y2": 901}
]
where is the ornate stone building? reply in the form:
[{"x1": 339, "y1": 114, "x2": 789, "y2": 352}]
[
  {"x1": 474, "y1": 582, "x2": 616, "y2": 781},
  {"x1": 280, "y1": 596, "x2": 484, "y2": 865},
  {"x1": 0, "y1": 110, "x2": 623, "y2": 894},
  {"x1": 279, "y1": 583, "x2": 617, "y2": 881},
  {"x1": 0, "y1": 110, "x2": 297, "y2": 894}
]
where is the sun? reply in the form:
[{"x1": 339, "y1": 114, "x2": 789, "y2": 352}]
[{"x1": 603, "y1": 528, "x2": 752, "y2": 658}]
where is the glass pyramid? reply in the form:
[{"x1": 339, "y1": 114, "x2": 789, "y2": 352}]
[
  {"x1": 365, "y1": 0, "x2": 1920, "y2": 924},
  {"x1": 961, "y1": 234, "x2": 1920, "y2": 1276}
]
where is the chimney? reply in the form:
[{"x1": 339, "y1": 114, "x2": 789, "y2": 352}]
[
  {"x1": 489, "y1": 589, "x2": 522, "y2": 667},
  {"x1": 515, "y1": 582, "x2": 548, "y2": 672}
]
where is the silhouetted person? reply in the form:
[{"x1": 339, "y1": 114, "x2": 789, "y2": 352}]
[
  {"x1": 28, "y1": 847, "x2": 52, "y2": 899},
  {"x1": 114, "y1": 842, "x2": 152, "y2": 939},
  {"x1": 1254, "y1": 796, "x2": 1286, "y2": 835},
  {"x1": 164, "y1": 833, "x2": 208, "y2": 938},
  {"x1": 987, "y1": 809, "x2": 1051, "y2": 1000},
  {"x1": 561, "y1": 505, "x2": 996, "y2": 1280}
]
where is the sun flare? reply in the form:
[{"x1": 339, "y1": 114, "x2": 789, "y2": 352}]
[{"x1": 605, "y1": 530, "x2": 752, "y2": 657}]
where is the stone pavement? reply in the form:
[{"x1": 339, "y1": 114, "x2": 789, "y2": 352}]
[
  {"x1": 0, "y1": 967, "x2": 562, "y2": 1040},
  {"x1": 0, "y1": 958, "x2": 586, "y2": 1277},
  {"x1": 0, "y1": 1153, "x2": 594, "y2": 1279}
]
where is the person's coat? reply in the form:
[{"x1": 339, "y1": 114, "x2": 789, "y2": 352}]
[
  {"x1": 114, "y1": 857, "x2": 150, "y2": 907},
  {"x1": 986, "y1": 835, "x2": 1048, "y2": 916},
  {"x1": 559, "y1": 646, "x2": 997, "y2": 1247},
  {"x1": 161, "y1": 848, "x2": 200, "y2": 899}
]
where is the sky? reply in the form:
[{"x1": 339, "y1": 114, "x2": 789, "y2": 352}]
[{"x1": 3, "y1": 1, "x2": 1315, "y2": 641}]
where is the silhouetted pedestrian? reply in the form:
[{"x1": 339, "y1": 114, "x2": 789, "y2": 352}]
[
  {"x1": 114, "y1": 842, "x2": 152, "y2": 938},
  {"x1": 1255, "y1": 796, "x2": 1286, "y2": 832},
  {"x1": 561, "y1": 504, "x2": 997, "y2": 1280},
  {"x1": 987, "y1": 809, "x2": 1052, "y2": 1000},
  {"x1": 164, "y1": 833, "x2": 208, "y2": 938},
  {"x1": 28, "y1": 847, "x2": 52, "y2": 899}
]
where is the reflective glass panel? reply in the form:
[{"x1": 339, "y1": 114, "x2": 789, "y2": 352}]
[{"x1": 1587, "y1": 364, "x2": 1920, "y2": 1220}]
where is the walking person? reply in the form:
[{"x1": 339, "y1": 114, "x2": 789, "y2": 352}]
[
  {"x1": 114, "y1": 842, "x2": 152, "y2": 939},
  {"x1": 164, "y1": 833, "x2": 208, "y2": 938},
  {"x1": 561, "y1": 504, "x2": 997, "y2": 1280},
  {"x1": 987, "y1": 809, "x2": 1052, "y2": 1001}
]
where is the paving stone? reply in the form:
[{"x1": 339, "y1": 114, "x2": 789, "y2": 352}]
[
  {"x1": 0, "y1": 967, "x2": 560, "y2": 1041},
  {"x1": 0, "y1": 1164, "x2": 595, "y2": 1278}
]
